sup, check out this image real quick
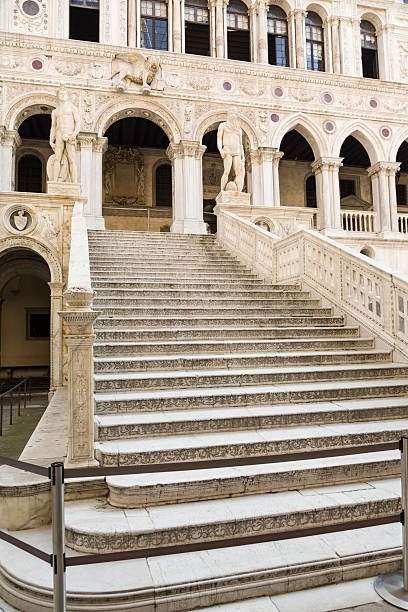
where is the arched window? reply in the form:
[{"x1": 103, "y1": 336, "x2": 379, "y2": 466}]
[
  {"x1": 306, "y1": 175, "x2": 317, "y2": 207},
  {"x1": 141, "y1": 0, "x2": 168, "y2": 50},
  {"x1": 306, "y1": 11, "x2": 324, "y2": 71},
  {"x1": 267, "y1": 6, "x2": 289, "y2": 67},
  {"x1": 155, "y1": 164, "x2": 172, "y2": 206},
  {"x1": 227, "y1": 0, "x2": 251, "y2": 62},
  {"x1": 69, "y1": 0, "x2": 99, "y2": 42},
  {"x1": 185, "y1": 0, "x2": 210, "y2": 56},
  {"x1": 17, "y1": 155, "x2": 43, "y2": 193},
  {"x1": 361, "y1": 20, "x2": 378, "y2": 79}
]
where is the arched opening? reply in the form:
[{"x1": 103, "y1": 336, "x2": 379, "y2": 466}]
[
  {"x1": 202, "y1": 130, "x2": 220, "y2": 234},
  {"x1": 185, "y1": 0, "x2": 210, "y2": 56},
  {"x1": 227, "y1": 0, "x2": 251, "y2": 62},
  {"x1": 396, "y1": 141, "x2": 408, "y2": 226},
  {"x1": 360, "y1": 246, "x2": 374, "y2": 258},
  {"x1": 306, "y1": 11, "x2": 325, "y2": 71},
  {"x1": 267, "y1": 5, "x2": 289, "y2": 67},
  {"x1": 103, "y1": 116, "x2": 171, "y2": 231},
  {"x1": 339, "y1": 136, "x2": 372, "y2": 223},
  {"x1": 16, "y1": 113, "x2": 52, "y2": 194},
  {"x1": 69, "y1": 0, "x2": 100, "y2": 43},
  {"x1": 278, "y1": 129, "x2": 315, "y2": 208},
  {"x1": 361, "y1": 20, "x2": 378, "y2": 79},
  {"x1": 141, "y1": 0, "x2": 168, "y2": 50},
  {"x1": 0, "y1": 249, "x2": 50, "y2": 383}
]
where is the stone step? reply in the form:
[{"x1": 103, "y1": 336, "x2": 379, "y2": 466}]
[
  {"x1": 89, "y1": 254, "x2": 238, "y2": 262},
  {"x1": 93, "y1": 363, "x2": 408, "y2": 393},
  {"x1": 93, "y1": 348, "x2": 390, "y2": 374},
  {"x1": 88, "y1": 230, "x2": 216, "y2": 239},
  {"x1": 89, "y1": 247, "x2": 231, "y2": 255},
  {"x1": 93, "y1": 337, "x2": 375, "y2": 357},
  {"x1": 94, "y1": 315, "x2": 345, "y2": 330},
  {"x1": 64, "y1": 477, "x2": 401, "y2": 554},
  {"x1": 91, "y1": 280, "x2": 281, "y2": 290},
  {"x1": 94, "y1": 377, "x2": 408, "y2": 414},
  {"x1": 93, "y1": 297, "x2": 322, "y2": 308},
  {"x1": 94, "y1": 306, "x2": 333, "y2": 318},
  {"x1": 94, "y1": 289, "x2": 312, "y2": 299},
  {"x1": 106, "y1": 449, "x2": 401, "y2": 508},
  {"x1": 94, "y1": 419, "x2": 408, "y2": 466},
  {"x1": 91, "y1": 272, "x2": 260, "y2": 281},
  {"x1": 94, "y1": 325, "x2": 359, "y2": 343},
  {"x1": 95, "y1": 396, "x2": 408, "y2": 441},
  {"x1": 90, "y1": 262, "x2": 249, "y2": 271}
]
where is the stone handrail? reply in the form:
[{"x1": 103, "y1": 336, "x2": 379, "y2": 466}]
[
  {"x1": 66, "y1": 201, "x2": 93, "y2": 303},
  {"x1": 217, "y1": 208, "x2": 408, "y2": 358},
  {"x1": 341, "y1": 210, "x2": 375, "y2": 233}
]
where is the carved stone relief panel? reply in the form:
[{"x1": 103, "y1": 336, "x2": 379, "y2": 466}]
[
  {"x1": 103, "y1": 146, "x2": 145, "y2": 207},
  {"x1": 13, "y1": 0, "x2": 49, "y2": 35},
  {"x1": 203, "y1": 157, "x2": 223, "y2": 200}
]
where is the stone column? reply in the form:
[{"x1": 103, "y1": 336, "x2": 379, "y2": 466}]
[
  {"x1": 272, "y1": 150, "x2": 284, "y2": 207},
  {"x1": 312, "y1": 157, "x2": 344, "y2": 233},
  {"x1": 78, "y1": 133, "x2": 107, "y2": 230},
  {"x1": 368, "y1": 162, "x2": 401, "y2": 236},
  {"x1": 128, "y1": 0, "x2": 137, "y2": 47},
  {"x1": 293, "y1": 9, "x2": 306, "y2": 69},
  {"x1": 210, "y1": 0, "x2": 225, "y2": 58},
  {"x1": 60, "y1": 290, "x2": 99, "y2": 468},
  {"x1": 173, "y1": 0, "x2": 182, "y2": 53},
  {"x1": 255, "y1": 148, "x2": 283, "y2": 207},
  {"x1": 49, "y1": 282, "x2": 64, "y2": 394},
  {"x1": 257, "y1": 0, "x2": 268, "y2": 64},
  {"x1": 330, "y1": 17, "x2": 341, "y2": 73},
  {"x1": 167, "y1": 141, "x2": 207, "y2": 234},
  {"x1": 0, "y1": 128, "x2": 21, "y2": 192}
]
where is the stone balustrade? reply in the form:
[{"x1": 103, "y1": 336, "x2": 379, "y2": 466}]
[
  {"x1": 217, "y1": 208, "x2": 408, "y2": 358},
  {"x1": 341, "y1": 210, "x2": 375, "y2": 233}
]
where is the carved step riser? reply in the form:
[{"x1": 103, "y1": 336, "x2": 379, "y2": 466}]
[
  {"x1": 93, "y1": 350, "x2": 382, "y2": 373},
  {"x1": 93, "y1": 338, "x2": 374, "y2": 357},
  {"x1": 93, "y1": 298, "x2": 320, "y2": 307},
  {"x1": 94, "y1": 307, "x2": 333, "y2": 317},
  {"x1": 94, "y1": 317, "x2": 345, "y2": 330},
  {"x1": 92, "y1": 282, "x2": 284, "y2": 290},
  {"x1": 94, "y1": 290, "x2": 311, "y2": 298},
  {"x1": 91, "y1": 274, "x2": 260, "y2": 281},
  {"x1": 94, "y1": 382, "x2": 408, "y2": 414},
  {"x1": 94, "y1": 327, "x2": 358, "y2": 342},
  {"x1": 65, "y1": 497, "x2": 401, "y2": 554},
  {"x1": 107, "y1": 459, "x2": 401, "y2": 508},
  {"x1": 90, "y1": 264, "x2": 249, "y2": 271}
]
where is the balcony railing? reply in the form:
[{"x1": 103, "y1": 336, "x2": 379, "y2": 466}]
[{"x1": 341, "y1": 210, "x2": 375, "y2": 233}]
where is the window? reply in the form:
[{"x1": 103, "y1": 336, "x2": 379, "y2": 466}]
[
  {"x1": 155, "y1": 164, "x2": 172, "y2": 206},
  {"x1": 397, "y1": 184, "x2": 407, "y2": 206},
  {"x1": 17, "y1": 155, "x2": 43, "y2": 193},
  {"x1": 306, "y1": 175, "x2": 317, "y2": 207},
  {"x1": 141, "y1": 0, "x2": 168, "y2": 50},
  {"x1": 361, "y1": 20, "x2": 378, "y2": 79},
  {"x1": 69, "y1": 0, "x2": 99, "y2": 42},
  {"x1": 227, "y1": 0, "x2": 251, "y2": 62},
  {"x1": 306, "y1": 12, "x2": 324, "y2": 72},
  {"x1": 340, "y1": 179, "x2": 356, "y2": 199},
  {"x1": 26, "y1": 309, "x2": 50, "y2": 340},
  {"x1": 267, "y1": 6, "x2": 289, "y2": 67},
  {"x1": 185, "y1": 0, "x2": 210, "y2": 56}
]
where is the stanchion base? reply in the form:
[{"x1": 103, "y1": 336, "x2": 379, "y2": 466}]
[{"x1": 374, "y1": 572, "x2": 408, "y2": 609}]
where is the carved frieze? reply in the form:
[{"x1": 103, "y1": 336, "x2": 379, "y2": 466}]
[{"x1": 103, "y1": 146, "x2": 145, "y2": 207}]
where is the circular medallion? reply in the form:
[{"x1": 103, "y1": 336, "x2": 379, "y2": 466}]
[
  {"x1": 369, "y1": 99, "x2": 378, "y2": 109},
  {"x1": 324, "y1": 121, "x2": 335, "y2": 133},
  {"x1": 22, "y1": 0, "x2": 40, "y2": 16},
  {"x1": 381, "y1": 127, "x2": 391, "y2": 139},
  {"x1": 9, "y1": 209, "x2": 32, "y2": 232},
  {"x1": 274, "y1": 87, "x2": 283, "y2": 97},
  {"x1": 31, "y1": 59, "x2": 43, "y2": 70},
  {"x1": 323, "y1": 93, "x2": 333, "y2": 104},
  {"x1": 270, "y1": 114, "x2": 279, "y2": 123},
  {"x1": 223, "y1": 81, "x2": 232, "y2": 91}
]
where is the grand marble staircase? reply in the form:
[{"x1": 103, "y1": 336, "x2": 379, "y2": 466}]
[{"x1": 65, "y1": 230, "x2": 408, "y2": 604}]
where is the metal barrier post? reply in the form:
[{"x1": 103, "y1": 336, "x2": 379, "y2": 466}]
[
  {"x1": 50, "y1": 462, "x2": 66, "y2": 612},
  {"x1": 374, "y1": 435, "x2": 408, "y2": 609}
]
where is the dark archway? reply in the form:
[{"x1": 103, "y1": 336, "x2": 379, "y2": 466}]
[
  {"x1": 278, "y1": 129, "x2": 315, "y2": 208},
  {"x1": 338, "y1": 136, "x2": 372, "y2": 215},
  {"x1": 16, "y1": 114, "x2": 52, "y2": 194}
]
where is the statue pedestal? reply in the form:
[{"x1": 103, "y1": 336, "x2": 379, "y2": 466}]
[
  {"x1": 215, "y1": 191, "x2": 251, "y2": 207},
  {"x1": 47, "y1": 181, "x2": 81, "y2": 198}
]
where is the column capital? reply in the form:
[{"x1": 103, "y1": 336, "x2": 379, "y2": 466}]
[
  {"x1": 367, "y1": 161, "x2": 401, "y2": 177},
  {"x1": 327, "y1": 16, "x2": 340, "y2": 26},
  {"x1": 254, "y1": 0, "x2": 268, "y2": 12},
  {"x1": 312, "y1": 157, "x2": 343, "y2": 173},
  {"x1": 48, "y1": 281, "x2": 65, "y2": 297},
  {"x1": 290, "y1": 8, "x2": 306, "y2": 19},
  {"x1": 167, "y1": 140, "x2": 206, "y2": 160},
  {"x1": 208, "y1": 0, "x2": 227, "y2": 8},
  {"x1": 93, "y1": 136, "x2": 108, "y2": 154},
  {"x1": 0, "y1": 128, "x2": 21, "y2": 149},
  {"x1": 60, "y1": 308, "x2": 100, "y2": 335},
  {"x1": 77, "y1": 132, "x2": 98, "y2": 149}
]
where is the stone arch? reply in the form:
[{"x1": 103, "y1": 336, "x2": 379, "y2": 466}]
[
  {"x1": 95, "y1": 99, "x2": 182, "y2": 143},
  {"x1": 358, "y1": 10, "x2": 384, "y2": 32},
  {"x1": 0, "y1": 237, "x2": 62, "y2": 284},
  {"x1": 360, "y1": 245, "x2": 375, "y2": 258},
  {"x1": 267, "y1": 0, "x2": 293, "y2": 17},
  {"x1": 194, "y1": 110, "x2": 259, "y2": 150},
  {"x1": 333, "y1": 122, "x2": 384, "y2": 164},
  {"x1": 272, "y1": 114, "x2": 327, "y2": 159},
  {"x1": 305, "y1": 3, "x2": 329, "y2": 22},
  {"x1": 5, "y1": 93, "x2": 57, "y2": 131},
  {"x1": 390, "y1": 128, "x2": 408, "y2": 162}
]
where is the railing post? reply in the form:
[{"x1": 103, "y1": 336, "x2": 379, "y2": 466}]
[
  {"x1": 50, "y1": 462, "x2": 66, "y2": 612},
  {"x1": 374, "y1": 435, "x2": 408, "y2": 608},
  {"x1": 9, "y1": 390, "x2": 12, "y2": 425},
  {"x1": 0, "y1": 396, "x2": 3, "y2": 436}
]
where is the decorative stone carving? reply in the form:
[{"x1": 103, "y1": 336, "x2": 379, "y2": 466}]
[
  {"x1": 13, "y1": 209, "x2": 29, "y2": 231},
  {"x1": 47, "y1": 86, "x2": 80, "y2": 183},
  {"x1": 103, "y1": 146, "x2": 144, "y2": 206},
  {"x1": 111, "y1": 52, "x2": 163, "y2": 93},
  {"x1": 217, "y1": 111, "x2": 245, "y2": 192}
]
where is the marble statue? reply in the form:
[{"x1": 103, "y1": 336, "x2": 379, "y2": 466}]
[
  {"x1": 111, "y1": 52, "x2": 161, "y2": 92},
  {"x1": 217, "y1": 111, "x2": 245, "y2": 192},
  {"x1": 48, "y1": 86, "x2": 80, "y2": 183}
]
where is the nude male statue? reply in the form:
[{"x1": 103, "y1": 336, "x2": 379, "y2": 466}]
[
  {"x1": 217, "y1": 111, "x2": 245, "y2": 192},
  {"x1": 48, "y1": 86, "x2": 80, "y2": 183}
]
